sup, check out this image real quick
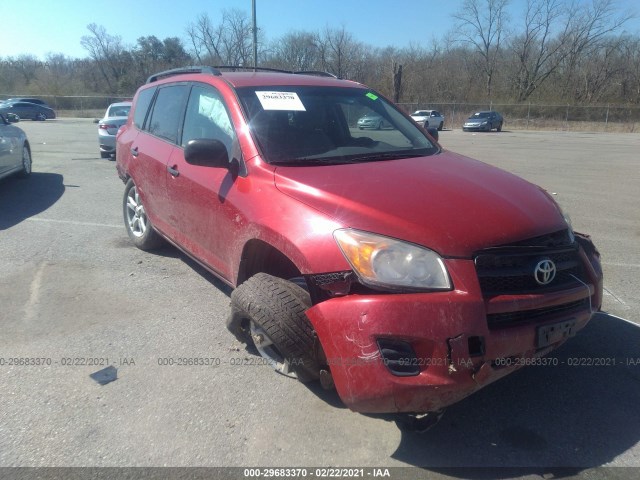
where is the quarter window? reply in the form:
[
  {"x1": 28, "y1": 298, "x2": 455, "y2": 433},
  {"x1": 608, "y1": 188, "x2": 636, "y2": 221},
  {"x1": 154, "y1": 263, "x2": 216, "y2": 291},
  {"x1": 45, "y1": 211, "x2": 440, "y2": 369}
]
[{"x1": 133, "y1": 87, "x2": 156, "y2": 130}]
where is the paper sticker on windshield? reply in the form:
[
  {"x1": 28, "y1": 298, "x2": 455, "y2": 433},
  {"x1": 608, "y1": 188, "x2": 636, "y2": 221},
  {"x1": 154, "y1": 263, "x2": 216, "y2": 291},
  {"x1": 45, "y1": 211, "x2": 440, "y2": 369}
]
[
  {"x1": 255, "y1": 91, "x2": 306, "y2": 111},
  {"x1": 366, "y1": 92, "x2": 378, "y2": 101}
]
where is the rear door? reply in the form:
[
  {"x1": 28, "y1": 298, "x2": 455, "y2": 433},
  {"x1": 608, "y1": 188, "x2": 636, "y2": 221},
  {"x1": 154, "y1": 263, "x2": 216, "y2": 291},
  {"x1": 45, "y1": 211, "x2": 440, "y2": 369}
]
[{"x1": 128, "y1": 84, "x2": 190, "y2": 237}]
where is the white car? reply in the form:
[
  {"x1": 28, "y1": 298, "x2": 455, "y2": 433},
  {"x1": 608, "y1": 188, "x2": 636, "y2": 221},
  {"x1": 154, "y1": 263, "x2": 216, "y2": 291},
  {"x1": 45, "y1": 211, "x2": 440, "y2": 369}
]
[
  {"x1": 98, "y1": 101, "x2": 132, "y2": 159},
  {"x1": 410, "y1": 110, "x2": 444, "y2": 131}
]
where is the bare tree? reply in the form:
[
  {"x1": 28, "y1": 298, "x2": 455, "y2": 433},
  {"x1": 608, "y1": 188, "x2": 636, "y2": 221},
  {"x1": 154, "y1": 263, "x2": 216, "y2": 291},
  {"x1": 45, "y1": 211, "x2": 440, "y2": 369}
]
[
  {"x1": 186, "y1": 13, "x2": 224, "y2": 63},
  {"x1": 186, "y1": 10, "x2": 255, "y2": 66},
  {"x1": 80, "y1": 23, "x2": 132, "y2": 93},
  {"x1": 510, "y1": 0, "x2": 570, "y2": 101},
  {"x1": 269, "y1": 31, "x2": 319, "y2": 71},
  {"x1": 453, "y1": 0, "x2": 510, "y2": 99},
  {"x1": 316, "y1": 26, "x2": 367, "y2": 79},
  {"x1": 9, "y1": 55, "x2": 41, "y2": 86},
  {"x1": 560, "y1": 0, "x2": 633, "y2": 99}
]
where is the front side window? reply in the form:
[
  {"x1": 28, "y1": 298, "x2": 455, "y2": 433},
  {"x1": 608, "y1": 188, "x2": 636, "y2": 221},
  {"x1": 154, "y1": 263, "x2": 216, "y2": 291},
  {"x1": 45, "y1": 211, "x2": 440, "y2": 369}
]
[
  {"x1": 237, "y1": 86, "x2": 437, "y2": 166},
  {"x1": 147, "y1": 84, "x2": 190, "y2": 143},
  {"x1": 181, "y1": 84, "x2": 236, "y2": 155}
]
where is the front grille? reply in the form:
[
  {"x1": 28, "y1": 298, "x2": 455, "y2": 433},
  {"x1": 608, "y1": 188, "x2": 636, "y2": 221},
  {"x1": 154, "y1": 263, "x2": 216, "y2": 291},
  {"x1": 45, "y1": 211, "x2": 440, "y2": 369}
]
[
  {"x1": 475, "y1": 246, "x2": 587, "y2": 296},
  {"x1": 487, "y1": 299, "x2": 589, "y2": 329}
]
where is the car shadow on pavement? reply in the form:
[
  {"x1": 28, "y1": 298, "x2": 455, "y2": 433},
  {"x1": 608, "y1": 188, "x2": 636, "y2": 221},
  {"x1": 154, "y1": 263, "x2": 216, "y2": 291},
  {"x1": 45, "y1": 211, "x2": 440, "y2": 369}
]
[
  {"x1": 150, "y1": 245, "x2": 234, "y2": 297},
  {"x1": 0, "y1": 173, "x2": 65, "y2": 230},
  {"x1": 386, "y1": 312, "x2": 640, "y2": 473}
]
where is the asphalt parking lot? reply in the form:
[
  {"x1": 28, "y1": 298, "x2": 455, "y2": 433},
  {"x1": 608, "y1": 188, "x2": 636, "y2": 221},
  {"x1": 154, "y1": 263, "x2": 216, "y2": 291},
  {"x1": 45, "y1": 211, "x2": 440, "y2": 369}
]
[{"x1": 1, "y1": 119, "x2": 639, "y2": 477}]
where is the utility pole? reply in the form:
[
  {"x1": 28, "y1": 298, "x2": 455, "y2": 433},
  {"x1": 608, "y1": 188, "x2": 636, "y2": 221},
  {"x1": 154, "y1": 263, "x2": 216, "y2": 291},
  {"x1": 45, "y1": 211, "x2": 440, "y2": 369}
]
[{"x1": 252, "y1": 0, "x2": 258, "y2": 70}]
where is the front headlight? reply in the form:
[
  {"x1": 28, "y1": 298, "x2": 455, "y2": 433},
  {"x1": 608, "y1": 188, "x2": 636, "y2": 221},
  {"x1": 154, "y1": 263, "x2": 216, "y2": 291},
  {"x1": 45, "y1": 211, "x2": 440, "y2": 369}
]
[{"x1": 333, "y1": 229, "x2": 451, "y2": 291}]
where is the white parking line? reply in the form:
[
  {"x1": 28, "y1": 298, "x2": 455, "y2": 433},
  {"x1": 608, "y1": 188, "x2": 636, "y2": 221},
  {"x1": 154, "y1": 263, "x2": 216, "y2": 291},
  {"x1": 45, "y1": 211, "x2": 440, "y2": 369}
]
[
  {"x1": 601, "y1": 312, "x2": 639, "y2": 328},
  {"x1": 603, "y1": 287, "x2": 628, "y2": 306},
  {"x1": 24, "y1": 262, "x2": 46, "y2": 322},
  {"x1": 26, "y1": 217, "x2": 121, "y2": 228}
]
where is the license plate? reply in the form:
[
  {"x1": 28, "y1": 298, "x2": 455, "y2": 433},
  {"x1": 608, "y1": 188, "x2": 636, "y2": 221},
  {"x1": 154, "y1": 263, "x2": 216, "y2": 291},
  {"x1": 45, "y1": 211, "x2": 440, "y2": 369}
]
[{"x1": 536, "y1": 319, "x2": 577, "y2": 348}]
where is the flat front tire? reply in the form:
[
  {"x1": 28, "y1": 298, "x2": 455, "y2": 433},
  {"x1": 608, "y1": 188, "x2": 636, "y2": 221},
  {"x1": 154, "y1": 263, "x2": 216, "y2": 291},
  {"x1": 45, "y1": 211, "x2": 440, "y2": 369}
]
[
  {"x1": 123, "y1": 178, "x2": 163, "y2": 250},
  {"x1": 228, "y1": 272, "x2": 320, "y2": 383}
]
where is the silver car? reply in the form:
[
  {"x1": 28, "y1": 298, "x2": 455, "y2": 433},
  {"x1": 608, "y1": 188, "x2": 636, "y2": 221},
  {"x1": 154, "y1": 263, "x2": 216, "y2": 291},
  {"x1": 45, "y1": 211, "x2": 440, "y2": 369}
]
[
  {"x1": 0, "y1": 114, "x2": 32, "y2": 180},
  {"x1": 410, "y1": 110, "x2": 445, "y2": 130},
  {"x1": 356, "y1": 113, "x2": 386, "y2": 130},
  {"x1": 463, "y1": 111, "x2": 504, "y2": 132},
  {"x1": 98, "y1": 101, "x2": 132, "y2": 158}
]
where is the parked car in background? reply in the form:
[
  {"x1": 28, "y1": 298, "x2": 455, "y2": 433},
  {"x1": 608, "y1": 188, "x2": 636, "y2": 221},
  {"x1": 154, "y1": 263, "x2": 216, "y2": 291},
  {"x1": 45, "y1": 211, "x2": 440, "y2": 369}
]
[
  {"x1": 463, "y1": 111, "x2": 503, "y2": 132},
  {"x1": 98, "y1": 101, "x2": 132, "y2": 158},
  {"x1": 0, "y1": 113, "x2": 32, "y2": 180},
  {"x1": 356, "y1": 113, "x2": 387, "y2": 130},
  {"x1": 115, "y1": 66, "x2": 602, "y2": 431},
  {"x1": 410, "y1": 110, "x2": 445, "y2": 130},
  {"x1": 0, "y1": 101, "x2": 56, "y2": 121},
  {"x1": 1, "y1": 97, "x2": 50, "y2": 108}
]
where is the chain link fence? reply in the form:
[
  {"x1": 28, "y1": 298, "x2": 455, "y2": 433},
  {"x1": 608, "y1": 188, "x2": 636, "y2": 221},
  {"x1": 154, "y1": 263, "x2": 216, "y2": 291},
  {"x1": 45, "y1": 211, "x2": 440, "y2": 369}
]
[
  {"x1": 0, "y1": 94, "x2": 133, "y2": 119},
  {"x1": 398, "y1": 102, "x2": 640, "y2": 133}
]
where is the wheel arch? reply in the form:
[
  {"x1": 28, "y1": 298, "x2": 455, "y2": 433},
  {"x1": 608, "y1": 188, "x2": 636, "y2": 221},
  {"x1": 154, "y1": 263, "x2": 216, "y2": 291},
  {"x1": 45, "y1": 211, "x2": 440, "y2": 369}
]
[{"x1": 236, "y1": 238, "x2": 304, "y2": 286}]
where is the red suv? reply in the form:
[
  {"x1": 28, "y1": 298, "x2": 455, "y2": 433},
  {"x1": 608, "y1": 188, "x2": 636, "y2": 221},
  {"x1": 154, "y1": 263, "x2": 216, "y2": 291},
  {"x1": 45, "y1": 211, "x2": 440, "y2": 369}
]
[{"x1": 116, "y1": 66, "x2": 603, "y2": 426}]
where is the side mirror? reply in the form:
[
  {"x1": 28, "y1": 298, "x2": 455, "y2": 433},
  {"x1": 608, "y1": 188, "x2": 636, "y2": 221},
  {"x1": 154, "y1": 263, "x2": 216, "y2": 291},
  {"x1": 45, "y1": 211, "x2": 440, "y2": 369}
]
[
  {"x1": 184, "y1": 138, "x2": 229, "y2": 168},
  {"x1": 426, "y1": 126, "x2": 439, "y2": 142}
]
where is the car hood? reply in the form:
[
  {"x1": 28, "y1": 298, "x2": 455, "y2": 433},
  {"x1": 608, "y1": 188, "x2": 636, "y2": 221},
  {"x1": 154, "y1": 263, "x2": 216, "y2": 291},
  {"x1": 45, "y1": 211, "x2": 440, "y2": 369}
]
[{"x1": 273, "y1": 151, "x2": 566, "y2": 257}]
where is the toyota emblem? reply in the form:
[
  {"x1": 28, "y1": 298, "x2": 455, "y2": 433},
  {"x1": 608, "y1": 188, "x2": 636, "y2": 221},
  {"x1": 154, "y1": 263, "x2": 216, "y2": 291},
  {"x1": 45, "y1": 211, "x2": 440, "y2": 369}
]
[{"x1": 534, "y1": 259, "x2": 557, "y2": 285}]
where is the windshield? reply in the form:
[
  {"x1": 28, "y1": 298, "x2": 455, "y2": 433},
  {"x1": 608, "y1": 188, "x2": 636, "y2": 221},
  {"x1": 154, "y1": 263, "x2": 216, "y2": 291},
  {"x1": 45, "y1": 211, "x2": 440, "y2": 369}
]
[
  {"x1": 237, "y1": 86, "x2": 437, "y2": 165},
  {"x1": 470, "y1": 112, "x2": 490, "y2": 119}
]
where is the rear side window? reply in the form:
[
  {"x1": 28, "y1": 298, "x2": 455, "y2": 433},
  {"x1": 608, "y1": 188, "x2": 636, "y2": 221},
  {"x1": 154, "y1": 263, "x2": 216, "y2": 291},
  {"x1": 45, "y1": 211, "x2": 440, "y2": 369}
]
[
  {"x1": 133, "y1": 87, "x2": 156, "y2": 129},
  {"x1": 147, "y1": 85, "x2": 190, "y2": 143}
]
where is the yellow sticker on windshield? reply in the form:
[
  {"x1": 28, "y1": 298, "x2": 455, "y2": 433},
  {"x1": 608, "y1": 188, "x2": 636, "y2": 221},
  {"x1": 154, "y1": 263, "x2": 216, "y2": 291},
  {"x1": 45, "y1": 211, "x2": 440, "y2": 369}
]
[{"x1": 366, "y1": 92, "x2": 378, "y2": 101}]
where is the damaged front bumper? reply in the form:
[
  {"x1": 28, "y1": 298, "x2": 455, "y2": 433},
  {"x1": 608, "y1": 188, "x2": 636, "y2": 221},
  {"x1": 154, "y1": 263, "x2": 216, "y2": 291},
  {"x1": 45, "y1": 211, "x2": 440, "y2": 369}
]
[{"x1": 305, "y1": 239, "x2": 603, "y2": 414}]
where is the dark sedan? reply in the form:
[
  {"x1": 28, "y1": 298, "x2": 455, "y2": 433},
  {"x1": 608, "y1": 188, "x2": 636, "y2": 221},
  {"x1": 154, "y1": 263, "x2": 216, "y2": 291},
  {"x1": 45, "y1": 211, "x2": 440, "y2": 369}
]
[
  {"x1": 0, "y1": 102, "x2": 56, "y2": 121},
  {"x1": 462, "y1": 111, "x2": 503, "y2": 132}
]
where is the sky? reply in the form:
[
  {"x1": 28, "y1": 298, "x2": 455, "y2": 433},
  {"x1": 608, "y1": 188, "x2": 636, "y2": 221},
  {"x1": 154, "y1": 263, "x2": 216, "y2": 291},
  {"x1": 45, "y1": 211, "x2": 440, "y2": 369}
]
[{"x1": 1, "y1": 0, "x2": 639, "y2": 60}]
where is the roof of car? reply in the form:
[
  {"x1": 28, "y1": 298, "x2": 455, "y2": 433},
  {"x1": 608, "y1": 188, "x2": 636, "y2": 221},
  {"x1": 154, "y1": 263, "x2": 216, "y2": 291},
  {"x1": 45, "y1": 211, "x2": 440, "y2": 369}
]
[{"x1": 219, "y1": 72, "x2": 361, "y2": 88}]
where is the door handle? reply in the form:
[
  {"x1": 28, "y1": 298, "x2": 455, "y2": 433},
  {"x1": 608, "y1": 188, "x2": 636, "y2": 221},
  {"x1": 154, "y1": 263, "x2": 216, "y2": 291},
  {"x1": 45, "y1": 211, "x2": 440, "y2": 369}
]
[
  {"x1": 167, "y1": 165, "x2": 179, "y2": 177},
  {"x1": 130, "y1": 147, "x2": 139, "y2": 157}
]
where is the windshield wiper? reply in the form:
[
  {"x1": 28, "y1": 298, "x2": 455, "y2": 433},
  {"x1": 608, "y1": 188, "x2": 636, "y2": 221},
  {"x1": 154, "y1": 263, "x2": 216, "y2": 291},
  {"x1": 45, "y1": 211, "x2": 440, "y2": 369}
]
[
  {"x1": 346, "y1": 152, "x2": 423, "y2": 162},
  {"x1": 271, "y1": 157, "x2": 361, "y2": 166}
]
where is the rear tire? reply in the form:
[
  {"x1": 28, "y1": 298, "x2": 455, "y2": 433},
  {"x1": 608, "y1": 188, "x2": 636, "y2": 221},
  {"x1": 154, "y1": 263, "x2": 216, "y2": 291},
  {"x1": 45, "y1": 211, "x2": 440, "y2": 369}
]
[
  {"x1": 438, "y1": 122, "x2": 444, "y2": 131},
  {"x1": 228, "y1": 272, "x2": 320, "y2": 383},
  {"x1": 122, "y1": 178, "x2": 164, "y2": 250}
]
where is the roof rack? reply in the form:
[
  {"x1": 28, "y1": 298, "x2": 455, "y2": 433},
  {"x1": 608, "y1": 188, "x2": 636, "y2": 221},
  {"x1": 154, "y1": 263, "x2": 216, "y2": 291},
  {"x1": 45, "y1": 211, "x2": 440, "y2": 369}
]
[
  {"x1": 215, "y1": 66, "x2": 338, "y2": 78},
  {"x1": 212, "y1": 65, "x2": 292, "y2": 74},
  {"x1": 146, "y1": 66, "x2": 221, "y2": 84},
  {"x1": 294, "y1": 71, "x2": 338, "y2": 78}
]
